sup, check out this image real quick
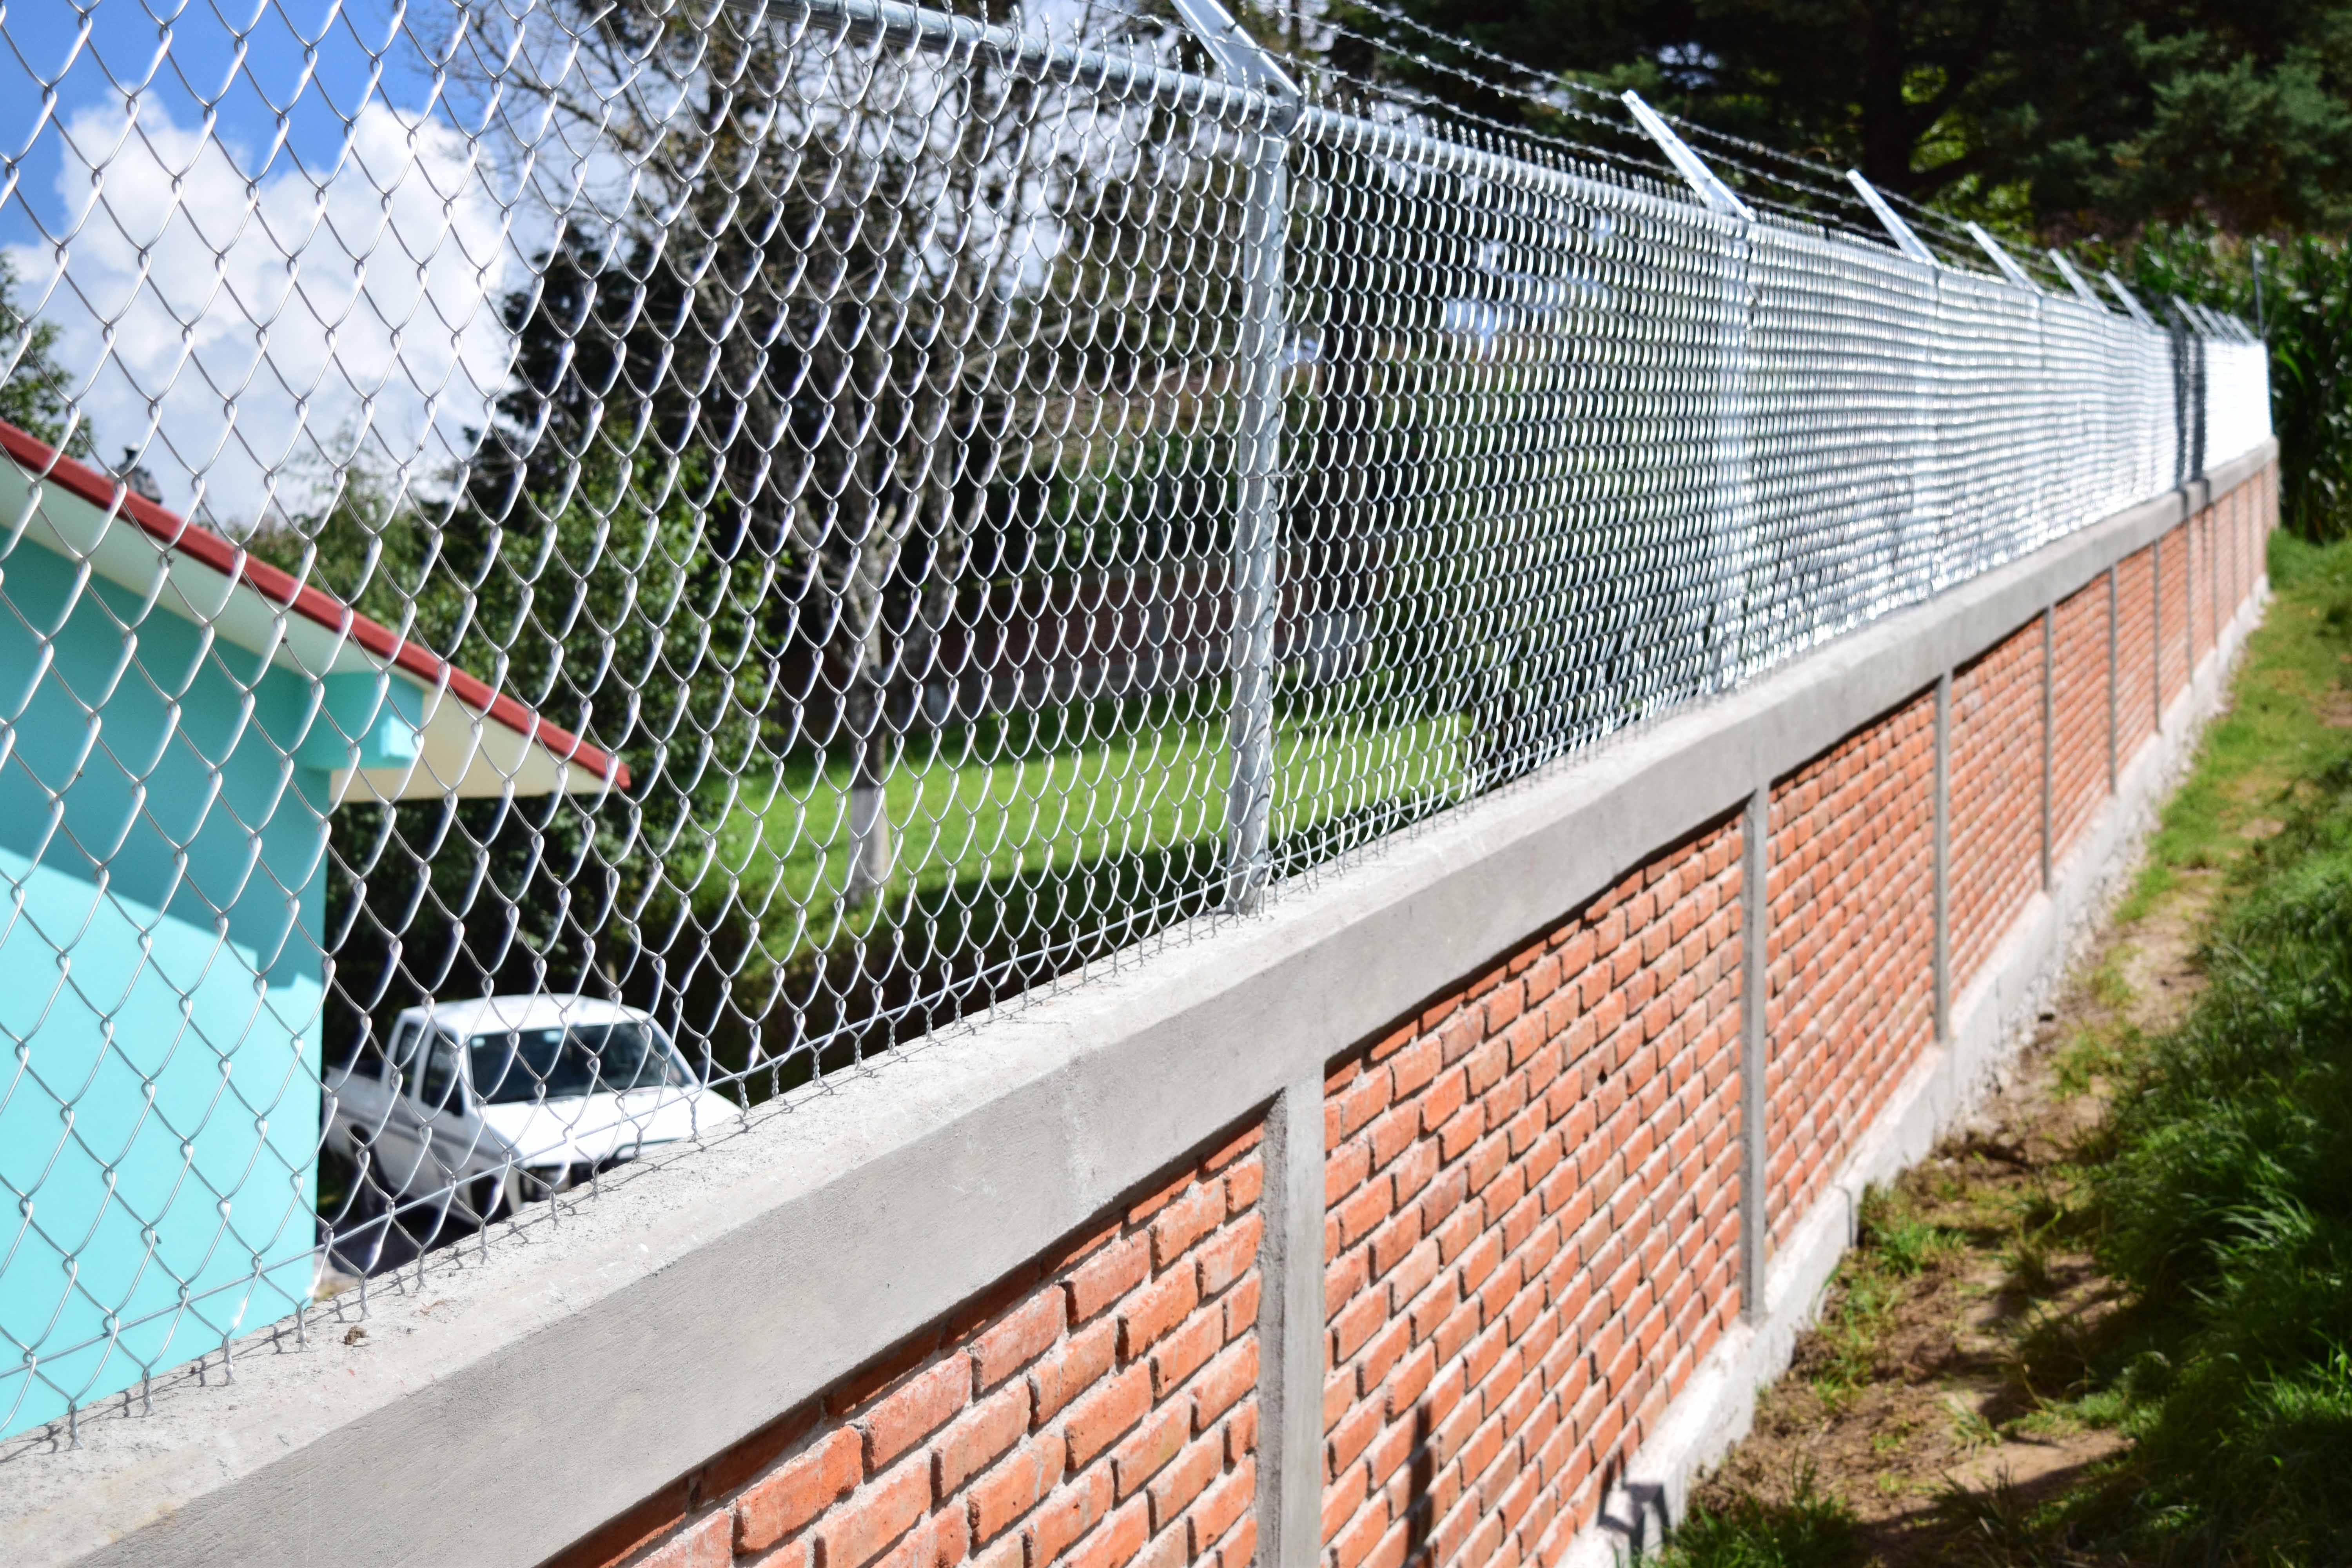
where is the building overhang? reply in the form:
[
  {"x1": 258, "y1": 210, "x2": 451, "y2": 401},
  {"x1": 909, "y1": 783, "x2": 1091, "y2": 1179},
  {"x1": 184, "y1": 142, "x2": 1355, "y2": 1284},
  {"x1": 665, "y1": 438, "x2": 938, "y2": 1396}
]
[{"x1": 0, "y1": 423, "x2": 630, "y2": 804}]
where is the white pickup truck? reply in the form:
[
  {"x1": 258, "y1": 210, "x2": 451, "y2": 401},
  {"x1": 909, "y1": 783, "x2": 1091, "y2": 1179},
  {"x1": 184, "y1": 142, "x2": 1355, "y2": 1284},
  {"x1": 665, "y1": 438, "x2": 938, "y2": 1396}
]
[{"x1": 325, "y1": 995, "x2": 739, "y2": 1221}]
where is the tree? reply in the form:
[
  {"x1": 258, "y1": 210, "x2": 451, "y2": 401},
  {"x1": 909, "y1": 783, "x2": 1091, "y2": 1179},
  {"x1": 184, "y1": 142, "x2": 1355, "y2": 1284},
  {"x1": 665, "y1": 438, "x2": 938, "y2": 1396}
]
[
  {"x1": 0, "y1": 256, "x2": 93, "y2": 456},
  {"x1": 1338, "y1": 0, "x2": 2352, "y2": 234},
  {"x1": 462, "y1": 0, "x2": 1130, "y2": 911}
]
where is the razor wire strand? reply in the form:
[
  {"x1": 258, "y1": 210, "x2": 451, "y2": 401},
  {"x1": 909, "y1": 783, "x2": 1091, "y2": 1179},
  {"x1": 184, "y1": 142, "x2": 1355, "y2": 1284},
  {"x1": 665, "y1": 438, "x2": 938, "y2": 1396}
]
[{"x1": 0, "y1": 0, "x2": 2269, "y2": 1439}]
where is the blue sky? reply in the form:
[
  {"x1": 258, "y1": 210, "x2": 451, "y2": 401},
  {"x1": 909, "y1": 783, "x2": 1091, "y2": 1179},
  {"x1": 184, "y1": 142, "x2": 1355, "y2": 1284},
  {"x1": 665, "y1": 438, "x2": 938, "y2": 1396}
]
[{"x1": 2, "y1": 0, "x2": 521, "y2": 522}]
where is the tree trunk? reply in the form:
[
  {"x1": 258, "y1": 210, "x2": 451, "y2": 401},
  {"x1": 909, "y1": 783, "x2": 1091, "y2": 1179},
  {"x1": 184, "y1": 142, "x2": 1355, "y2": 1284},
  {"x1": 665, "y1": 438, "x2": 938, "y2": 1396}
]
[
  {"x1": 845, "y1": 701, "x2": 895, "y2": 906},
  {"x1": 1860, "y1": 0, "x2": 1911, "y2": 193}
]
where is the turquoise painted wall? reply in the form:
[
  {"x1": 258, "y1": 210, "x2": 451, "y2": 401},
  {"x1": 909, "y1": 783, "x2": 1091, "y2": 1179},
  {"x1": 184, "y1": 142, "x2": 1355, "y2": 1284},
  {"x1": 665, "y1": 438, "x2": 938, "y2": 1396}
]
[{"x1": 0, "y1": 541, "x2": 413, "y2": 1436}]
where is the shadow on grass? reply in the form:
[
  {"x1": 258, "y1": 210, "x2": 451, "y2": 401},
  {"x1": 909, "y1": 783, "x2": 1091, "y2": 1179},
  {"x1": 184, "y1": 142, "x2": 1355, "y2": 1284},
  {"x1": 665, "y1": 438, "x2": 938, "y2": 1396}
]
[{"x1": 642, "y1": 791, "x2": 1442, "y2": 1104}]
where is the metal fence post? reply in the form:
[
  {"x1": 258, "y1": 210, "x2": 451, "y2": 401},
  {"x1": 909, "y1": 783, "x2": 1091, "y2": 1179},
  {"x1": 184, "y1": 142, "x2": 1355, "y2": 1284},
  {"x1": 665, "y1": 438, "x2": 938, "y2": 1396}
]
[
  {"x1": 1622, "y1": 92, "x2": 1756, "y2": 684},
  {"x1": 1222, "y1": 130, "x2": 1289, "y2": 915},
  {"x1": 1178, "y1": 0, "x2": 1300, "y2": 917}
]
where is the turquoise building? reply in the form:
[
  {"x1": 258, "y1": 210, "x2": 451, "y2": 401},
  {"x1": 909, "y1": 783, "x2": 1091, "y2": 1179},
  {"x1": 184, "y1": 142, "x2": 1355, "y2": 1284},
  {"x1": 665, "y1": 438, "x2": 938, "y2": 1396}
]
[{"x1": 0, "y1": 421, "x2": 624, "y2": 1437}]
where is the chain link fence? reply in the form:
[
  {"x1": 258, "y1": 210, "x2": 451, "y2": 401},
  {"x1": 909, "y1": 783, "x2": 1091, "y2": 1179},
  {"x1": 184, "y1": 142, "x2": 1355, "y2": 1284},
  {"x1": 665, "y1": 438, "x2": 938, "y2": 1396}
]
[{"x1": 0, "y1": 0, "x2": 2265, "y2": 1439}]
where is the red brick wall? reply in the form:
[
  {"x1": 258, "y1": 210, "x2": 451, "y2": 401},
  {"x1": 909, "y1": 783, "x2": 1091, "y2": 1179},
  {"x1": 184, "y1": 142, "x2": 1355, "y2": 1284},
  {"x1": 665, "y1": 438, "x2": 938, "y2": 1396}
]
[
  {"x1": 1949, "y1": 621, "x2": 2045, "y2": 989},
  {"x1": 2114, "y1": 545, "x2": 2158, "y2": 769},
  {"x1": 2158, "y1": 521, "x2": 2191, "y2": 711},
  {"x1": 2223, "y1": 487, "x2": 2245, "y2": 621},
  {"x1": 1762, "y1": 692, "x2": 1935, "y2": 1248},
  {"x1": 2049, "y1": 581, "x2": 2110, "y2": 861},
  {"x1": 552, "y1": 469, "x2": 2274, "y2": 1568},
  {"x1": 553, "y1": 1130, "x2": 1265, "y2": 1568},
  {"x1": 1319, "y1": 818, "x2": 1743, "y2": 1568},
  {"x1": 2191, "y1": 510, "x2": 2216, "y2": 663}
]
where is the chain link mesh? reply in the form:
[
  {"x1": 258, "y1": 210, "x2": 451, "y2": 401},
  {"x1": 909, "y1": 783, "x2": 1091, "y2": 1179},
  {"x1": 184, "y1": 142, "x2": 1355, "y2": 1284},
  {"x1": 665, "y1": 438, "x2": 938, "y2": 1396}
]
[{"x1": 0, "y1": 0, "x2": 2267, "y2": 1439}]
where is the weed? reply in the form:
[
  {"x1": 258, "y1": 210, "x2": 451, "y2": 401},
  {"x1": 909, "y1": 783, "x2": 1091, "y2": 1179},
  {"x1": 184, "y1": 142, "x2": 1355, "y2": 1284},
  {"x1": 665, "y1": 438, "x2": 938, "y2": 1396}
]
[
  {"x1": 1655, "y1": 1468, "x2": 1866, "y2": 1568},
  {"x1": 2051, "y1": 1022, "x2": 2134, "y2": 1098},
  {"x1": 1935, "y1": 1478, "x2": 2076, "y2": 1567},
  {"x1": 2004, "y1": 1212, "x2": 2063, "y2": 1299},
  {"x1": 1858, "y1": 1184, "x2": 1957, "y2": 1277},
  {"x1": 2087, "y1": 953, "x2": 2134, "y2": 1011},
  {"x1": 1949, "y1": 1399, "x2": 2002, "y2": 1451},
  {"x1": 2003, "y1": 1403, "x2": 2087, "y2": 1440}
]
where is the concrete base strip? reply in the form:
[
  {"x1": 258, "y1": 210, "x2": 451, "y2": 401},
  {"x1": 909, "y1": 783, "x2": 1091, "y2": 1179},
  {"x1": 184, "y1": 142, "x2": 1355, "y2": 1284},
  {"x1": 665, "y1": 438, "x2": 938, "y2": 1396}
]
[
  {"x1": 1563, "y1": 573, "x2": 2267, "y2": 1564},
  {"x1": 0, "y1": 445, "x2": 2275, "y2": 1568}
]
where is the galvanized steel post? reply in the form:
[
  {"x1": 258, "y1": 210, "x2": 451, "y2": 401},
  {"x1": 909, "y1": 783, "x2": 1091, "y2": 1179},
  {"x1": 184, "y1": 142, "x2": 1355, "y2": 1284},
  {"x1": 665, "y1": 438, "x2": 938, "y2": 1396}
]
[
  {"x1": 1175, "y1": 0, "x2": 1300, "y2": 916},
  {"x1": 1623, "y1": 92, "x2": 1756, "y2": 685},
  {"x1": 1221, "y1": 132, "x2": 1289, "y2": 914}
]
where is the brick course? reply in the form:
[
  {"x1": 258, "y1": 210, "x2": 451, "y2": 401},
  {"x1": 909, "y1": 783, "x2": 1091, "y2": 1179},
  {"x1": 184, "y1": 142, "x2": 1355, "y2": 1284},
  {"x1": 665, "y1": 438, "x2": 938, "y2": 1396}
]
[
  {"x1": 2158, "y1": 521, "x2": 2191, "y2": 710},
  {"x1": 1319, "y1": 817, "x2": 1744, "y2": 1568},
  {"x1": 1764, "y1": 692, "x2": 1935, "y2": 1247},
  {"x1": 2049, "y1": 580, "x2": 2110, "y2": 860},
  {"x1": 1950, "y1": 621, "x2": 2044, "y2": 989},
  {"x1": 2183, "y1": 512, "x2": 2201, "y2": 668},
  {"x1": 550, "y1": 1128, "x2": 1263, "y2": 1568},
  {"x1": 2114, "y1": 545, "x2": 2158, "y2": 771}
]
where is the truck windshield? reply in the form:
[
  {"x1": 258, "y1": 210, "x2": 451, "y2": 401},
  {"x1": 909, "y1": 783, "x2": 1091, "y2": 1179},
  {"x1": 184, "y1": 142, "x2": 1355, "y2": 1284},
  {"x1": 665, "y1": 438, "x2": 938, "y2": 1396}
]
[{"x1": 468, "y1": 1022, "x2": 691, "y2": 1104}]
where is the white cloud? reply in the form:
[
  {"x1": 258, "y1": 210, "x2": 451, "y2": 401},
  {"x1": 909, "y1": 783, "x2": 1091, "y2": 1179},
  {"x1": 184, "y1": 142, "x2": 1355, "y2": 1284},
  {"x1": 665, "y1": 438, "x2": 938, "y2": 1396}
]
[{"x1": 5, "y1": 94, "x2": 518, "y2": 526}]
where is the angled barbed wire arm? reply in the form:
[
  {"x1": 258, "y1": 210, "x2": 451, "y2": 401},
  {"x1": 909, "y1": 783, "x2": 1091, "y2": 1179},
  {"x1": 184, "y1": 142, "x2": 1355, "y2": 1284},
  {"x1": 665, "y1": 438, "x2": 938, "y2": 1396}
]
[
  {"x1": 1620, "y1": 91, "x2": 1754, "y2": 221},
  {"x1": 1844, "y1": 171, "x2": 1938, "y2": 266},
  {"x1": 2047, "y1": 250, "x2": 2109, "y2": 311},
  {"x1": 1964, "y1": 222, "x2": 2041, "y2": 292},
  {"x1": 1171, "y1": 0, "x2": 1301, "y2": 97},
  {"x1": 2103, "y1": 270, "x2": 2158, "y2": 328}
]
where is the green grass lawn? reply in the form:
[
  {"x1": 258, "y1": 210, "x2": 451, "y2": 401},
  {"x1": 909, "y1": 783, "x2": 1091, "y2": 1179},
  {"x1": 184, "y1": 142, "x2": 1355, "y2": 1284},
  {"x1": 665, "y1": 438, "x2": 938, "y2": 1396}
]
[{"x1": 670, "y1": 702, "x2": 1467, "y2": 958}]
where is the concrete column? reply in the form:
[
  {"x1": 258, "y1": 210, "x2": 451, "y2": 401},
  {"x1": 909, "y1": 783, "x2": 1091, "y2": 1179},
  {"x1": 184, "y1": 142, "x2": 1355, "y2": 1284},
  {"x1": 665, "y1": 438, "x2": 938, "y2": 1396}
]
[
  {"x1": 1739, "y1": 783, "x2": 1769, "y2": 1319},
  {"x1": 2040, "y1": 610, "x2": 2054, "y2": 890},
  {"x1": 1933, "y1": 670, "x2": 1952, "y2": 1042},
  {"x1": 1253, "y1": 1078, "x2": 1326, "y2": 1568}
]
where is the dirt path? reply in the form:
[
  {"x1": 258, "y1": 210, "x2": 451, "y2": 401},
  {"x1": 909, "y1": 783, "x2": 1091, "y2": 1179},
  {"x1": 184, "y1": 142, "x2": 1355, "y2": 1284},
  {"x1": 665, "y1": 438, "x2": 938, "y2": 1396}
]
[{"x1": 1690, "y1": 859, "x2": 2232, "y2": 1561}]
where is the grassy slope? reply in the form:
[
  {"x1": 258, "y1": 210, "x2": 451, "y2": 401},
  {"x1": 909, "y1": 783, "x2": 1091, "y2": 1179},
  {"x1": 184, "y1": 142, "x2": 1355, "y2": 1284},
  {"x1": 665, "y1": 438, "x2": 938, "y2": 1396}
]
[
  {"x1": 1662, "y1": 530, "x2": 2352, "y2": 1567},
  {"x1": 2122, "y1": 530, "x2": 2352, "y2": 914}
]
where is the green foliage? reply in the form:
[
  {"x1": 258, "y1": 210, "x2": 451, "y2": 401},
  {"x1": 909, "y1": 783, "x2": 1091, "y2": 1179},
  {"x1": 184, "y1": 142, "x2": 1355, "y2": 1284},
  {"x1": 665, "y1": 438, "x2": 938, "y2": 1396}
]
[
  {"x1": 244, "y1": 417, "x2": 755, "y2": 1073},
  {"x1": 1804, "y1": 1185, "x2": 1950, "y2": 1405},
  {"x1": 1350, "y1": 0, "x2": 2352, "y2": 231},
  {"x1": 1857, "y1": 1185, "x2": 1957, "y2": 1279},
  {"x1": 1654, "y1": 1469, "x2": 1865, "y2": 1568},
  {"x1": 2104, "y1": 229, "x2": 2352, "y2": 540},
  {"x1": 0, "y1": 256, "x2": 91, "y2": 457}
]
